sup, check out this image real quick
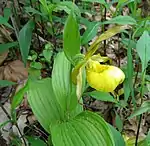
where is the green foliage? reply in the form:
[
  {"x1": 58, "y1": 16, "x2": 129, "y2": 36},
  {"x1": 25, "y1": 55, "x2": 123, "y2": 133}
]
[
  {"x1": 55, "y1": 1, "x2": 81, "y2": 16},
  {"x1": 136, "y1": 31, "x2": 150, "y2": 72},
  {"x1": 3, "y1": 0, "x2": 150, "y2": 145},
  {"x1": 26, "y1": 136, "x2": 47, "y2": 146},
  {"x1": 85, "y1": 91, "x2": 117, "y2": 103},
  {"x1": 108, "y1": 124, "x2": 126, "y2": 146},
  {"x1": 103, "y1": 15, "x2": 137, "y2": 25},
  {"x1": 25, "y1": 7, "x2": 45, "y2": 17},
  {"x1": 30, "y1": 62, "x2": 43, "y2": 70},
  {"x1": 0, "y1": 42, "x2": 18, "y2": 53},
  {"x1": 51, "y1": 111, "x2": 115, "y2": 146},
  {"x1": 52, "y1": 52, "x2": 78, "y2": 111},
  {"x1": 129, "y1": 101, "x2": 150, "y2": 119},
  {"x1": 18, "y1": 20, "x2": 35, "y2": 66},
  {"x1": 126, "y1": 44, "x2": 134, "y2": 103},
  {"x1": 82, "y1": 0, "x2": 108, "y2": 9},
  {"x1": 4, "y1": 8, "x2": 11, "y2": 21},
  {"x1": 81, "y1": 22, "x2": 101, "y2": 45},
  {"x1": 0, "y1": 120, "x2": 12, "y2": 129},
  {"x1": 27, "y1": 51, "x2": 115, "y2": 145},
  {"x1": 0, "y1": 16, "x2": 13, "y2": 29},
  {"x1": 63, "y1": 12, "x2": 80, "y2": 63},
  {"x1": 11, "y1": 82, "x2": 29, "y2": 110},
  {"x1": 43, "y1": 43, "x2": 53, "y2": 62},
  {"x1": 0, "y1": 80, "x2": 15, "y2": 87},
  {"x1": 115, "y1": 111, "x2": 123, "y2": 132},
  {"x1": 28, "y1": 78, "x2": 64, "y2": 132}
]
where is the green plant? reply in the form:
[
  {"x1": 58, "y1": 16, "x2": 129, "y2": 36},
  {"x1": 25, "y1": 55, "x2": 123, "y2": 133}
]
[
  {"x1": 1, "y1": 0, "x2": 150, "y2": 145},
  {"x1": 23, "y1": 9, "x2": 131, "y2": 145},
  {"x1": 27, "y1": 52, "x2": 115, "y2": 146}
]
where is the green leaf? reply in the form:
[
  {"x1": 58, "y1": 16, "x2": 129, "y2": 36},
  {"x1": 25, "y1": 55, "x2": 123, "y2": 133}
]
[
  {"x1": 0, "y1": 42, "x2": 18, "y2": 53},
  {"x1": 27, "y1": 136, "x2": 47, "y2": 146},
  {"x1": 11, "y1": 82, "x2": 29, "y2": 110},
  {"x1": 82, "y1": 0, "x2": 108, "y2": 9},
  {"x1": 0, "y1": 120, "x2": 12, "y2": 129},
  {"x1": 85, "y1": 91, "x2": 117, "y2": 103},
  {"x1": 81, "y1": 22, "x2": 101, "y2": 45},
  {"x1": 10, "y1": 137, "x2": 22, "y2": 146},
  {"x1": 51, "y1": 111, "x2": 115, "y2": 146},
  {"x1": 85, "y1": 25, "x2": 129, "y2": 60},
  {"x1": 18, "y1": 20, "x2": 35, "y2": 66},
  {"x1": 116, "y1": 0, "x2": 134, "y2": 10},
  {"x1": 136, "y1": 31, "x2": 150, "y2": 72},
  {"x1": 108, "y1": 124, "x2": 125, "y2": 146},
  {"x1": 43, "y1": 49, "x2": 52, "y2": 62},
  {"x1": 55, "y1": 1, "x2": 81, "y2": 16},
  {"x1": 63, "y1": 12, "x2": 80, "y2": 63},
  {"x1": 121, "y1": 38, "x2": 136, "y2": 49},
  {"x1": 52, "y1": 52, "x2": 78, "y2": 111},
  {"x1": 4, "y1": 8, "x2": 11, "y2": 21},
  {"x1": 30, "y1": 62, "x2": 43, "y2": 70},
  {"x1": 125, "y1": 137, "x2": 145, "y2": 146},
  {"x1": 115, "y1": 112, "x2": 123, "y2": 132},
  {"x1": 28, "y1": 78, "x2": 64, "y2": 133},
  {"x1": 0, "y1": 80, "x2": 16, "y2": 87},
  {"x1": 48, "y1": 135, "x2": 53, "y2": 146},
  {"x1": 138, "y1": 138, "x2": 150, "y2": 146},
  {"x1": 145, "y1": 131, "x2": 150, "y2": 146},
  {"x1": 82, "y1": 0, "x2": 105, "y2": 4},
  {"x1": 129, "y1": 101, "x2": 150, "y2": 119},
  {"x1": 0, "y1": 16, "x2": 13, "y2": 29},
  {"x1": 103, "y1": 15, "x2": 136, "y2": 25},
  {"x1": 123, "y1": 78, "x2": 131, "y2": 102},
  {"x1": 25, "y1": 7, "x2": 46, "y2": 17},
  {"x1": 126, "y1": 43, "x2": 134, "y2": 103},
  {"x1": 28, "y1": 68, "x2": 41, "y2": 80}
]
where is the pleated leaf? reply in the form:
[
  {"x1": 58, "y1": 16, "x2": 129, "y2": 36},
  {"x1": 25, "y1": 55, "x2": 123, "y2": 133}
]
[
  {"x1": 52, "y1": 52, "x2": 78, "y2": 112},
  {"x1": 27, "y1": 78, "x2": 64, "y2": 133},
  {"x1": 51, "y1": 111, "x2": 115, "y2": 146}
]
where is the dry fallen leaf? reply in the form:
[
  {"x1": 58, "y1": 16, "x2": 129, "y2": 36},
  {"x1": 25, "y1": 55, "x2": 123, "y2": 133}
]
[
  {"x1": 0, "y1": 51, "x2": 8, "y2": 66},
  {"x1": 12, "y1": 114, "x2": 28, "y2": 145},
  {"x1": 12, "y1": 114, "x2": 27, "y2": 136},
  {"x1": 0, "y1": 66, "x2": 4, "y2": 80},
  {"x1": 0, "y1": 102, "x2": 12, "y2": 144},
  {"x1": 3, "y1": 60, "x2": 28, "y2": 82}
]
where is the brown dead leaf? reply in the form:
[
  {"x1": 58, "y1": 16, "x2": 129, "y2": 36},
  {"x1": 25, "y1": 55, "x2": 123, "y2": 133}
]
[
  {"x1": 12, "y1": 114, "x2": 28, "y2": 144},
  {"x1": 0, "y1": 102, "x2": 12, "y2": 144},
  {"x1": 0, "y1": 0, "x2": 6, "y2": 15},
  {"x1": 3, "y1": 60, "x2": 28, "y2": 82},
  {"x1": 12, "y1": 114, "x2": 27, "y2": 136},
  {"x1": 0, "y1": 51, "x2": 8, "y2": 65},
  {"x1": 0, "y1": 66, "x2": 4, "y2": 80},
  {"x1": 27, "y1": 115, "x2": 36, "y2": 124}
]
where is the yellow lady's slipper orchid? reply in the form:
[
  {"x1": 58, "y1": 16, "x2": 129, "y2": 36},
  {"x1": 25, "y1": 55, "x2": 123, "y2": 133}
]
[{"x1": 86, "y1": 59, "x2": 125, "y2": 92}]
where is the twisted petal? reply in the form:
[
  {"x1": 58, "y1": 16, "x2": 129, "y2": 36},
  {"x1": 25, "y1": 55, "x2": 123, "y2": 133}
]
[{"x1": 86, "y1": 60, "x2": 125, "y2": 92}]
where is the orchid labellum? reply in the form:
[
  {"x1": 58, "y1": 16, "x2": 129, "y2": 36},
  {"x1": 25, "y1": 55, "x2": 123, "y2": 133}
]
[{"x1": 86, "y1": 59, "x2": 125, "y2": 92}]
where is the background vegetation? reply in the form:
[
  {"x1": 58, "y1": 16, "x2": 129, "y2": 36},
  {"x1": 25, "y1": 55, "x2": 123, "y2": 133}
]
[{"x1": 0, "y1": 0, "x2": 150, "y2": 146}]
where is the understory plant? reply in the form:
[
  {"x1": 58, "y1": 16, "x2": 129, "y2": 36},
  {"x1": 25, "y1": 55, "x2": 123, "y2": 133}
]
[
  {"x1": 25, "y1": 10, "x2": 130, "y2": 145},
  {"x1": 12, "y1": 2, "x2": 150, "y2": 145},
  {"x1": 1, "y1": 0, "x2": 149, "y2": 145}
]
